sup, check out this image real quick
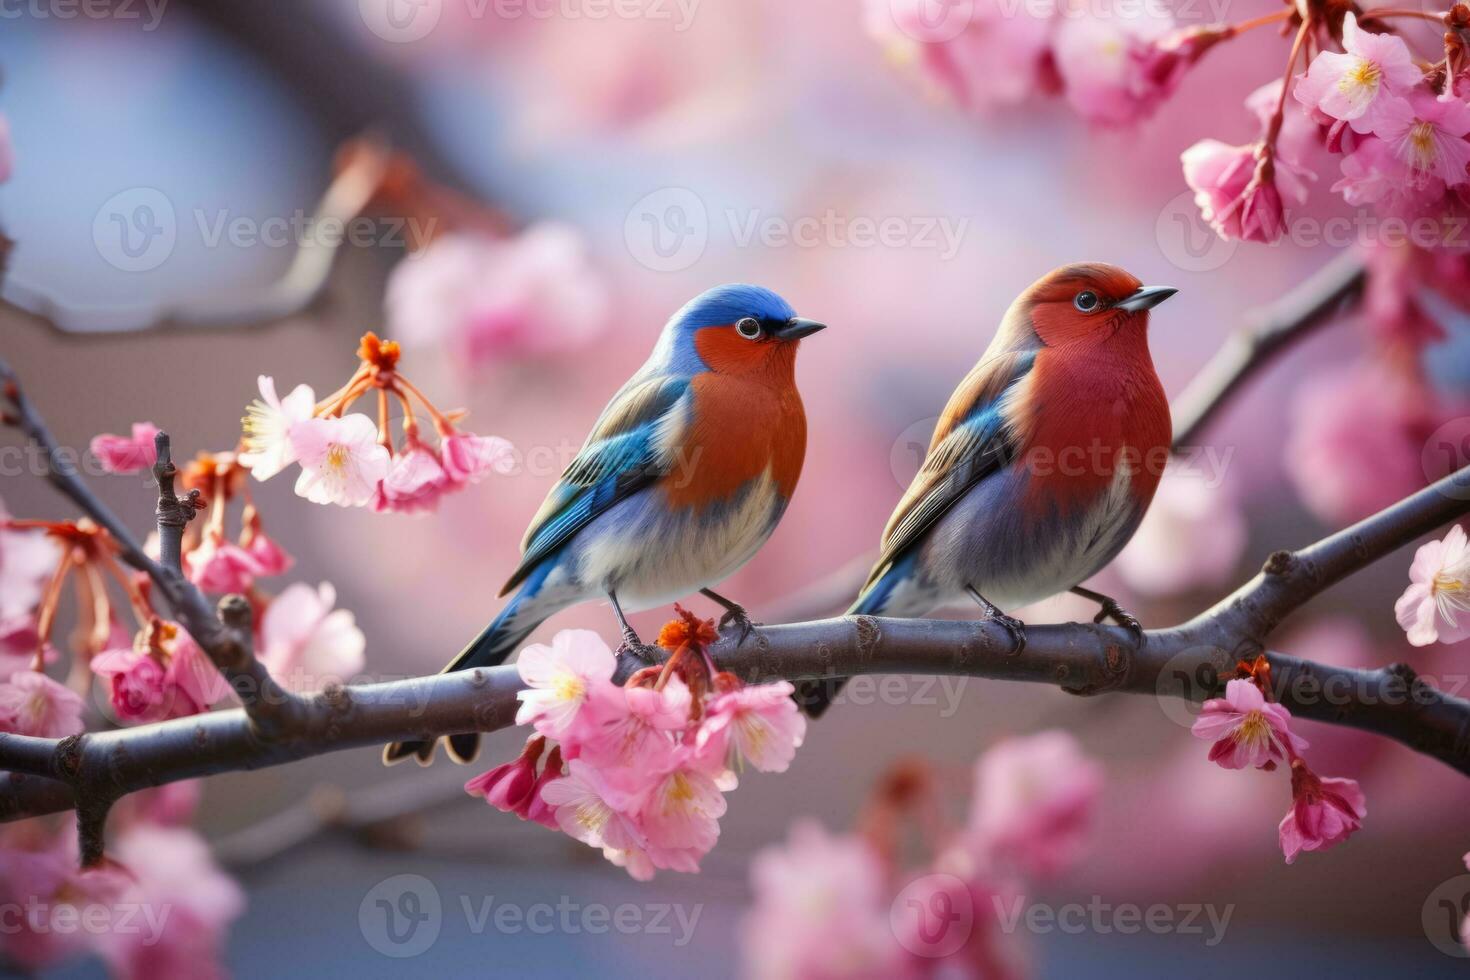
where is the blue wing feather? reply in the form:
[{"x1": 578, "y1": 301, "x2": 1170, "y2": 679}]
[{"x1": 500, "y1": 374, "x2": 691, "y2": 595}]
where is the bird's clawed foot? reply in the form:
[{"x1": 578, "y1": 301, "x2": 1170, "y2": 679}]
[
  {"x1": 989, "y1": 611, "x2": 1028, "y2": 653},
  {"x1": 965, "y1": 585, "x2": 1026, "y2": 654},
  {"x1": 701, "y1": 588, "x2": 759, "y2": 647},
  {"x1": 1072, "y1": 587, "x2": 1144, "y2": 644},
  {"x1": 616, "y1": 627, "x2": 663, "y2": 665}
]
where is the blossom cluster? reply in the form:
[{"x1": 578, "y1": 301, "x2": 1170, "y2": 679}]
[
  {"x1": 240, "y1": 332, "x2": 513, "y2": 512},
  {"x1": 0, "y1": 785, "x2": 242, "y2": 977},
  {"x1": 742, "y1": 732, "x2": 1103, "y2": 977},
  {"x1": 465, "y1": 611, "x2": 805, "y2": 880},
  {"x1": 1191, "y1": 657, "x2": 1366, "y2": 863},
  {"x1": 867, "y1": 0, "x2": 1229, "y2": 126}
]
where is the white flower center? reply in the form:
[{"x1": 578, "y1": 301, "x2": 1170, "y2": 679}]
[
  {"x1": 1338, "y1": 58, "x2": 1381, "y2": 99},
  {"x1": 1406, "y1": 121, "x2": 1437, "y2": 172}
]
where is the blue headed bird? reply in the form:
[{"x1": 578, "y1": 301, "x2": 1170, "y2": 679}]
[{"x1": 386, "y1": 284, "x2": 825, "y2": 763}]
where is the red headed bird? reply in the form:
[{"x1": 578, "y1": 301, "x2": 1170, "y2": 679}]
[{"x1": 801, "y1": 263, "x2": 1175, "y2": 716}]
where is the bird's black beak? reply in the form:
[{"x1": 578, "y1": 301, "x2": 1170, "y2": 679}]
[
  {"x1": 1116, "y1": 285, "x2": 1178, "y2": 313},
  {"x1": 774, "y1": 317, "x2": 827, "y2": 340}
]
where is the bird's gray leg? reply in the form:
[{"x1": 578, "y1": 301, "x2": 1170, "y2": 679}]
[
  {"x1": 965, "y1": 585, "x2": 1027, "y2": 653},
  {"x1": 608, "y1": 590, "x2": 661, "y2": 663},
  {"x1": 1070, "y1": 585, "x2": 1144, "y2": 642},
  {"x1": 700, "y1": 587, "x2": 757, "y2": 645}
]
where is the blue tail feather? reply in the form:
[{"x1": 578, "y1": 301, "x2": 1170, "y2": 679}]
[{"x1": 383, "y1": 570, "x2": 555, "y2": 766}]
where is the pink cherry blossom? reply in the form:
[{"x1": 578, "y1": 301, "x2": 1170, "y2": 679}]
[
  {"x1": 0, "y1": 837, "x2": 129, "y2": 970},
  {"x1": 1053, "y1": 9, "x2": 1179, "y2": 126},
  {"x1": 89, "y1": 422, "x2": 159, "y2": 474},
  {"x1": 1247, "y1": 79, "x2": 1321, "y2": 181},
  {"x1": 0, "y1": 507, "x2": 58, "y2": 620},
  {"x1": 742, "y1": 820, "x2": 908, "y2": 980},
  {"x1": 1192, "y1": 678, "x2": 1308, "y2": 770},
  {"x1": 523, "y1": 745, "x2": 565, "y2": 830},
  {"x1": 1181, "y1": 140, "x2": 1292, "y2": 243},
  {"x1": 1278, "y1": 760, "x2": 1366, "y2": 863},
  {"x1": 372, "y1": 444, "x2": 451, "y2": 515},
  {"x1": 385, "y1": 225, "x2": 609, "y2": 369},
  {"x1": 0, "y1": 617, "x2": 44, "y2": 679},
  {"x1": 1293, "y1": 13, "x2": 1420, "y2": 134},
  {"x1": 966, "y1": 729, "x2": 1102, "y2": 878},
  {"x1": 1396, "y1": 525, "x2": 1470, "y2": 646},
  {"x1": 466, "y1": 735, "x2": 545, "y2": 819},
  {"x1": 1333, "y1": 135, "x2": 1447, "y2": 218},
  {"x1": 866, "y1": 0, "x2": 1055, "y2": 111},
  {"x1": 258, "y1": 582, "x2": 366, "y2": 687},
  {"x1": 289, "y1": 414, "x2": 391, "y2": 508},
  {"x1": 92, "y1": 625, "x2": 227, "y2": 723},
  {"x1": 100, "y1": 825, "x2": 244, "y2": 980},
  {"x1": 1372, "y1": 91, "x2": 1470, "y2": 187},
  {"x1": 242, "y1": 525, "x2": 294, "y2": 577},
  {"x1": 440, "y1": 431, "x2": 515, "y2": 485},
  {"x1": 91, "y1": 647, "x2": 169, "y2": 722},
  {"x1": 1115, "y1": 467, "x2": 1246, "y2": 596},
  {"x1": 239, "y1": 376, "x2": 316, "y2": 481},
  {"x1": 538, "y1": 758, "x2": 648, "y2": 852},
  {"x1": 514, "y1": 629, "x2": 617, "y2": 738},
  {"x1": 578, "y1": 675, "x2": 690, "y2": 770},
  {"x1": 184, "y1": 534, "x2": 264, "y2": 594},
  {"x1": 639, "y1": 752, "x2": 727, "y2": 853},
  {"x1": 696, "y1": 680, "x2": 805, "y2": 773},
  {"x1": 0, "y1": 670, "x2": 83, "y2": 737}
]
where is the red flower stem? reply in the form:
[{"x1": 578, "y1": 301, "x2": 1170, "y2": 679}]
[
  {"x1": 1228, "y1": 8, "x2": 1292, "y2": 33},
  {"x1": 1264, "y1": 18, "x2": 1313, "y2": 153},
  {"x1": 316, "y1": 374, "x2": 373, "y2": 419},
  {"x1": 99, "y1": 552, "x2": 154, "y2": 627},
  {"x1": 377, "y1": 388, "x2": 393, "y2": 452},
  {"x1": 77, "y1": 562, "x2": 114, "y2": 654},
  {"x1": 392, "y1": 374, "x2": 456, "y2": 432},
  {"x1": 393, "y1": 388, "x2": 420, "y2": 439},
  {"x1": 33, "y1": 552, "x2": 75, "y2": 670},
  {"x1": 316, "y1": 363, "x2": 370, "y2": 412},
  {"x1": 1367, "y1": 8, "x2": 1447, "y2": 22}
]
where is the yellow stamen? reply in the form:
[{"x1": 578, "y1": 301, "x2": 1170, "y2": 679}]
[
  {"x1": 325, "y1": 444, "x2": 350, "y2": 471},
  {"x1": 553, "y1": 674, "x2": 586, "y2": 703},
  {"x1": 1407, "y1": 121, "x2": 1437, "y2": 171},
  {"x1": 1338, "y1": 58, "x2": 1381, "y2": 97}
]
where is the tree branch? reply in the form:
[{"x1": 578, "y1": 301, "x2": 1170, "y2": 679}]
[
  {"x1": 1170, "y1": 251, "x2": 1366, "y2": 450},
  {"x1": 1, "y1": 464, "x2": 1468, "y2": 825}
]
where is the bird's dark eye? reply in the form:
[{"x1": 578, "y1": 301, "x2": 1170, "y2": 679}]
[
  {"x1": 1074, "y1": 291, "x2": 1100, "y2": 313},
  {"x1": 736, "y1": 317, "x2": 763, "y2": 340}
]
